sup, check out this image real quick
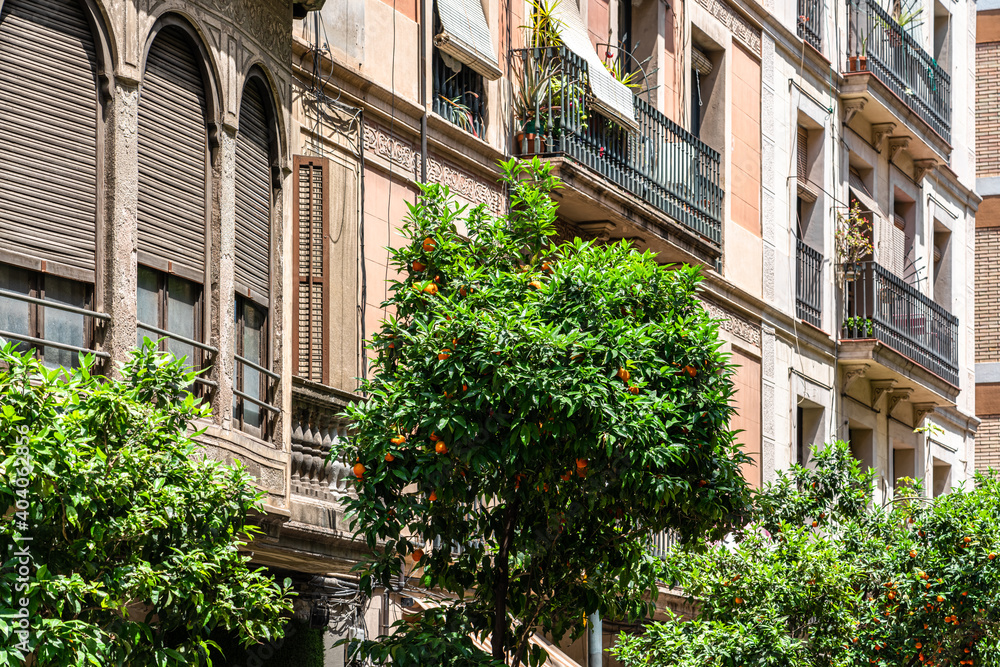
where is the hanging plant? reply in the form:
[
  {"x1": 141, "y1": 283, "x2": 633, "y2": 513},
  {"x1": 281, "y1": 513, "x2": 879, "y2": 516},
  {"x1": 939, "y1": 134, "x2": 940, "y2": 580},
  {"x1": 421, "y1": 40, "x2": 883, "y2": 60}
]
[{"x1": 834, "y1": 201, "x2": 873, "y2": 287}]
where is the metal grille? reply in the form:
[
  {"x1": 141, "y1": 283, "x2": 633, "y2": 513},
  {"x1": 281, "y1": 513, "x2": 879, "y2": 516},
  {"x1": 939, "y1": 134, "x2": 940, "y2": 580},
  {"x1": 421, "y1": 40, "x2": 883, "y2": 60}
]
[
  {"x1": 513, "y1": 46, "x2": 723, "y2": 246},
  {"x1": 0, "y1": 0, "x2": 98, "y2": 274},
  {"x1": 847, "y1": 0, "x2": 950, "y2": 143},
  {"x1": 841, "y1": 261, "x2": 958, "y2": 386},
  {"x1": 433, "y1": 48, "x2": 487, "y2": 139},
  {"x1": 797, "y1": 0, "x2": 823, "y2": 51},
  {"x1": 796, "y1": 238, "x2": 822, "y2": 328}
]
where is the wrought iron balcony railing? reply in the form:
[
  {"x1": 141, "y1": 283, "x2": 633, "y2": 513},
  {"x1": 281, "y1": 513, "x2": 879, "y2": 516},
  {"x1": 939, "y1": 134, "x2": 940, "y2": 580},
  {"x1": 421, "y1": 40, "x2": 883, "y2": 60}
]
[
  {"x1": 512, "y1": 46, "x2": 723, "y2": 246},
  {"x1": 797, "y1": 0, "x2": 823, "y2": 52},
  {"x1": 841, "y1": 261, "x2": 958, "y2": 386},
  {"x1": 846, "y1": 0, "x2": 950, "y2": 143},
  {"x1": 796, "y1": 238, "x2": 823, "y2": 328}
]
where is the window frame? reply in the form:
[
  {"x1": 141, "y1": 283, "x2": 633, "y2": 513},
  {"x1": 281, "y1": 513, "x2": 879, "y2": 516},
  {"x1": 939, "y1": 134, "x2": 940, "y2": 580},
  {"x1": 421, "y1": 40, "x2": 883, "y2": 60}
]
[
  {"x1": 233, "y1": 294, "x2": 272, "y2": 439},
  {"x1": 136, "y1": 264, "x2": 207, "y2": 373}
]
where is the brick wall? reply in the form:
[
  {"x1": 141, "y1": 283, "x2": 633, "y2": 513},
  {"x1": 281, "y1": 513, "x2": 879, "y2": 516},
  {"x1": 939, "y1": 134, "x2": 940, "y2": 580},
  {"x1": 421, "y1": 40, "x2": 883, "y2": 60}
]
[
  {"x1": 977, "y1": 42, "x2": 1000, "y2": 178},
  {"x1": 977, "y1": 416, "x2": 1000, "y2": 473},
  {"x1": 976, "y1": 226, "x2": 1000, "y2": 363}
]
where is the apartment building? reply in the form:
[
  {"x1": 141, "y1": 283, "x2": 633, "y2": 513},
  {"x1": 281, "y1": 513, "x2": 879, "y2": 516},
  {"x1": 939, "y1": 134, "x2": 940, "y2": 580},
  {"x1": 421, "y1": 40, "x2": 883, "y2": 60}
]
[
  {"x1": 975, "y1": 3, "x2": 1000, "y2": 471},
  {"x1": 0, "y1": 0, "x2": 979, "y2": 663}
]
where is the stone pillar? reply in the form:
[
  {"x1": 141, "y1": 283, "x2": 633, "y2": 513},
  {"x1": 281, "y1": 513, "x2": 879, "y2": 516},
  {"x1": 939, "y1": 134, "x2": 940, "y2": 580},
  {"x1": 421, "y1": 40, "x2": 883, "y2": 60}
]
[
  {"x1": 102, "y1": 80, "x2": 140, "y2": 374},
  {"x1": 213, "y1": 126, "x2": 238, "y2": 428}
]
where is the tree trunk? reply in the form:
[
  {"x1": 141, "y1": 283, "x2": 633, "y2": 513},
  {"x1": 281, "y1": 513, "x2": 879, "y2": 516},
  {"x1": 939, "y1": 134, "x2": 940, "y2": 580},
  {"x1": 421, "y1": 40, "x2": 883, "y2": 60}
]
[{"x1": 492, "y1": 499, "x2": 519, "y2": 662}]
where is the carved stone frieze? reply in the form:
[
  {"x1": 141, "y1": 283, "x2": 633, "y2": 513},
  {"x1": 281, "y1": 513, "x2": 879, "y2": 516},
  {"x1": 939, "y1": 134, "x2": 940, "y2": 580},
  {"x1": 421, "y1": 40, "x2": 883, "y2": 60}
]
[
  {"x1": 362, "y1": 121, "x2": 505, "y2": 215},
  {"x1": 702, "y1": 300, "x2": 761, "y2": 348},
  {"x1": 693, "y1": 0, "x2": 762, "y2": 54}
]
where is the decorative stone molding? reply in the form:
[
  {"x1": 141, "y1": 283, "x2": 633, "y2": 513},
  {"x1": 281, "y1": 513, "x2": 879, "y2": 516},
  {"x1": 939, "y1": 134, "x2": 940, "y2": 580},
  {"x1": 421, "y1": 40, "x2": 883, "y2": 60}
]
[
  {"x1": 843, "y1": 97, "x2": 867, "y2": 124},
  {"x1": 872, "y1": 123, "x2": 896, "y2": 152},
  {"x1": 887, "y1": 388, "x2": 913, "y2": 416},
  {"x1": 578, "y1": 220, "x2": 618, "y2": 242},
  {"x1": 693, "y1": 0, "x2": 762, "y2": 55},
  {"x1": 702, "y1": 300, "x2": 761, "y2": 348},
  {"x1": 870, "y1": 379, "x2": 897, "y2": 408},
  {"x1": 913, "y1": 159, "x2": 938, "y2": 183},
  {"x1": 842, "y1": 364, "x2": 869, "y2": 392},
  {"x1": 361, "y1": 121, "x2": 505, "y2": 214},
  {"x1": 887, "y1": 136, "x2": 911, "y2": 162},
  {"x1": 912, "y1": 402, "x2": 937, "y2": 425}
]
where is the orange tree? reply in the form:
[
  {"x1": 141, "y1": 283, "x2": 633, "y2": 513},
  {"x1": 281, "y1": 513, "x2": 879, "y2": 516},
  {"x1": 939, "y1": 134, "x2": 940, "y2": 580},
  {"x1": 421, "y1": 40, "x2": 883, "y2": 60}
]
[
  {"x1": 614, "y1": 441, "x2": 1000, "y2": 667},
  {"x1": 339, "y1": 158, "x2": 751, "y2": 667}
]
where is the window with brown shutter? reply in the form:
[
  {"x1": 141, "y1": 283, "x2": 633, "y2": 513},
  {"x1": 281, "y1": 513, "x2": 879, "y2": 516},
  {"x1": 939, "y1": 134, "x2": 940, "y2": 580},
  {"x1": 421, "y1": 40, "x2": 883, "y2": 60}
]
[
  {"x1": 293, "y1": 156, "x2": 330, "y2": 385},
  {"x1": 797, "y1": 126, "x2": 817, "y2": 202}
]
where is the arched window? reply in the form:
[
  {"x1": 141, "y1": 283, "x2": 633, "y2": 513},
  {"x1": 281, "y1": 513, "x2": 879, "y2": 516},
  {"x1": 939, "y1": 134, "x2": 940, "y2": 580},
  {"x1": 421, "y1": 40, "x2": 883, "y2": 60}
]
[
  {"x1": 0, "y1": 0, "x2": 105, "y2": 369},
  {"x1": 136, "y1": 21, "x2": 212, "y2": 371},
  {"x1": 234, "y1": 72, "x2": 277, "y2": 438}
]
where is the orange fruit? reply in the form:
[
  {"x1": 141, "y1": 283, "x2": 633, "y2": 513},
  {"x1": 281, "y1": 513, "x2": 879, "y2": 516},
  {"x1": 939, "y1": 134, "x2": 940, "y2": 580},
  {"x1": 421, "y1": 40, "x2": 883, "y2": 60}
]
[
  {"x1": 412, "y1": 261, "x2": 426, "y2": 272},
  {"x1": 438, "y1": 350, "x2": 451, "y2": 360},
  {"x1": 576, "y1": 458, "x2": 587, "y2": 469},
  {"x1": 428, "y1": 491, "x2": 437, "y2": 502},
  {"x1": 353, "y1": 462, "x2": 366, "y2": 479},
  {"x1": 910, "y1": 550, "x2": 917, "y2": 558},
  {"x1": 391, "y1": 435, "x2": 406, "y2": 445},
  {"x1": 385, "y1": 453, "x2": 395, "y2": 462},
  {"x1": 561, "y1": 471, "x2": 572, "y2": 481},
  {"x1": 965, "y1": 536, "x2": 972, "y2": 543},
  {"x1": 462, "y1": 383, "x2": 468, "y2": 391},
  {"x1": 529, "y1": 280, "x2": 542, "y2": 290},
  {"x1": 459, "y1": 286, "x2": 468, "y2": 297},
  {"x1": 734, "y1": 597, "x2": 743, "y2": 605},
  {"x1": 990, "y1": 553, "x2": 997, "y2": 560},
  {"x1": 812, "y1": 521, "x2": 818, "y2": 527},
  {"x1": 617, "y1": 367, "x2": 630, "y2": 382},
  {"x1": 430, "y1": 433, "x2": 440, "y2": 442},
  {"x1": 422, "y1": 237, "x2": 436, "y2": 252},
  {"x1": 628, "y1": 385, "x2": 640, "y2": 395},
  {"x1": 916, "y1": 643, "x2": 923, "y2": 650},
  {"x1": 684, "y1": 365, "x2": 697, "y2": 377},
  {"x1": 435, "y1": 441, "x2": 448, "y2": 454},
  {"x1": 542, "y1": 262, "x2": 553, "y2": 274},
  {"x1": 412, "y1": 548, "x2": 424, "y2": 562},
  {"x1": 937, "y1": 596, "x2": 944, "y2": 602}
]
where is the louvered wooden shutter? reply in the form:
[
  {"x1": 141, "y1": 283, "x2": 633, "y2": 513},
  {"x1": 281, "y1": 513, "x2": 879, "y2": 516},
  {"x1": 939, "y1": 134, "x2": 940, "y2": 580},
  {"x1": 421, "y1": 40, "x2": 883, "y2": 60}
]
[
  {"x1": 235, "y1": 79, "x2": 272, "y2": 304},
  {"x1": 891, "y1": 214, "x2": 907, "y2": 278},
  {"x1": 293, "y1": 156, "x2": 329, "y2": 384},
  {"x1": 137, "y1": 26, "x2": 208, "y2": 281},
  {"x1": 0, "y1": 0, "x2": 98, "y2": 276},
  {"x1": 797, "y1": 127, "x2": 808, "y2": 182}
]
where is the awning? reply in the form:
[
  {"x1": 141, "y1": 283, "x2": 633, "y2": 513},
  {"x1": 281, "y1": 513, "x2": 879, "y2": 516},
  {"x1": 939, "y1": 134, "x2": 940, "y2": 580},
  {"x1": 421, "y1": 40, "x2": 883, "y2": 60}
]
[
  {"x1": 549, "y1": 0, "x2": 639, "y2": 131},
  {"x1": 412, "y1": 597, "x2": 582, "y2": 667},
  {"x1": 434, "y1": 0, "x2": 503, "y2": 80}
]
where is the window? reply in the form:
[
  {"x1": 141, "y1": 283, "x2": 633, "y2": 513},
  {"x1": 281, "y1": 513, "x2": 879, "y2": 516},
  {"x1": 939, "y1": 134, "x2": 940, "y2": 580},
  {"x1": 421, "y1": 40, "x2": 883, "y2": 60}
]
[
  {"x1": 137, "y1": 265, "x2": 204, "y2": 370},
  {"x1": 294, "y1": 157, "x2": 331, "y2": 385},
  {"x1": 432, "y1": 47, "x2": 487, "y2": 138},
  {"x1": 234, "y1": 296, "x2": 270, "y2": 437},
  {"x1": 0, "y1": 264, "x2": 93, "y2": 369}
]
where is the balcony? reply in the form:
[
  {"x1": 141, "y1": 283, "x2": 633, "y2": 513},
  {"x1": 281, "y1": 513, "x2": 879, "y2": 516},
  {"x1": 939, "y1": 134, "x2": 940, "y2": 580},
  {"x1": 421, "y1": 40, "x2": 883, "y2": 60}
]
[
  {"x1": 840, "y1": 261, "x2": 958, "y2": 402},
  {"x1": 843, "y1": 0, "x2": 950, "y2": 159},
  {"x1": 797, "y1": 0, "x2": 823, "y2": 52},
  {"x1": 512, "y1": 46, "x2": 723, "y2": 264},
  {"x1": 796, "y1": 239, "x2": 823, "y2": 329}
]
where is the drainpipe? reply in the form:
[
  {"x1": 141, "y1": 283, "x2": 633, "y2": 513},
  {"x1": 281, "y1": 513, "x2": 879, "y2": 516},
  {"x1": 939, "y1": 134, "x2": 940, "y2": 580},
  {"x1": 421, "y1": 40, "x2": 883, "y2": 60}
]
[
  {"x1": 420, "y1": 0, "x2": 429, "y2": 182},
  {"x1": 587, "y1": 611, "x2": 602, "y2": 667}
]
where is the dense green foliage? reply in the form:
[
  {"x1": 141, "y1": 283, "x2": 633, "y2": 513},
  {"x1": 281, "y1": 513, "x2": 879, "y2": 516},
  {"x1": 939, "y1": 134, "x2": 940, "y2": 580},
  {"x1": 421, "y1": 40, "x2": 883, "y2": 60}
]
[
  {"x1": 341, "y1": 158, "x2": 751, "y2": 666},
  {"x1": 614, "y1": 441, "x2": 1000, "y2": 667},
  {"x1": 0, "y1": 342, "x2": 293, "y2": 666},
  {"x1": 208, "y1": 619, "x2": 325, "y2": 667}
]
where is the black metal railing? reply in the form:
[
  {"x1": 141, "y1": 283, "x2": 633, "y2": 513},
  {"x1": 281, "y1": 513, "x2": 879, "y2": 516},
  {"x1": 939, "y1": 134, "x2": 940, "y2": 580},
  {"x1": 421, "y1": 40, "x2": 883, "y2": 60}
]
[
  {"x1": 797, "y1": 0, "x2": 823, "y2": 52},
  {"x1": 841, "y1": 261, "x2": 958, "y2": 386},
  {"x1": 512, "y1": 46, "x2": 723, "y2": 246},
  {"x1": 649, "y1": 529, "x2": 679, "y2": 559},
  {"x1": 433, "y1": 48, "x2": 487, "y2": 139},
  {"x1": 796, "y1": 238, "x2": 823, "y2": 328},
  {"x1": 846, "y1": 0, "x2": 950, "y2": 143}
]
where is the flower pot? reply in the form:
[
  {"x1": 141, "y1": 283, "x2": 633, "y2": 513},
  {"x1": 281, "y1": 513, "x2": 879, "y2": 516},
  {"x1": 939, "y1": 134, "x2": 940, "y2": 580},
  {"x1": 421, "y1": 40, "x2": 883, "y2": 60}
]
[{"x1": 848, "y1": 56, "x2": 867, "y2": 72}]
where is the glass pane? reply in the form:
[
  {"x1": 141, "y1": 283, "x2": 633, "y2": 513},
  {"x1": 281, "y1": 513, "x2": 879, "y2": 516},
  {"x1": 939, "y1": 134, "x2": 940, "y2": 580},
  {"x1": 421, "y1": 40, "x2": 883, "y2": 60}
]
[
  {"x1": 166, "y1": 275, "x2": 198, "y2": 367},
  {"x1": 240, "y1": 300, "x2": 266, "y2": 429},
  {"x1": 0, "y1": 264, "x2": 32, "y2": 354},
  {"x1": 137, "y1": 266, "x2": 161, "y2": 347},
  {"x1": 43, "y1": 275, "x2": 86, "y2": 369}
]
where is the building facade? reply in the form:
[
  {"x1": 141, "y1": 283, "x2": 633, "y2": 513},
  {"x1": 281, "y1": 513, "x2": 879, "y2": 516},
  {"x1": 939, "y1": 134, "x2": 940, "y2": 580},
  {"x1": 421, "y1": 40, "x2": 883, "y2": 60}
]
[{"x1": 0, "y1": 0, "x2": 980, "y2": 663}]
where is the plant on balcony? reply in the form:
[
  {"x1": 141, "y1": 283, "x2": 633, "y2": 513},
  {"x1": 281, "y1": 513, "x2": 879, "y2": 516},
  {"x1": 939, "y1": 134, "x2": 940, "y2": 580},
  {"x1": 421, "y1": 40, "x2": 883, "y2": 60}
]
[
  {"x1": 0, "y1": 340, "x2": 293, "y2": 667},
  {"x1": 614, "y1": 440, "x2": 1000, "y2": 667},
  {"x1": 835, "y1": 201, "x2": 874, "y2": 287},
  {"x1": 842, "y1": 315, "x2": 875, "y2": 336},
  {"x1": 338, "y1": 158, "x2": 752, "y2": 667},
  {"x1": 439, "y1": 93, "x2": 481, "y2": 138}
]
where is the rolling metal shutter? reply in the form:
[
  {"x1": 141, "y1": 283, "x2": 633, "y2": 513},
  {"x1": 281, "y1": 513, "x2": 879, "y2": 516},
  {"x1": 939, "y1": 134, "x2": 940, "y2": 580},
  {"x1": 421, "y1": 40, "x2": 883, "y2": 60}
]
[
  {"x1": 293, "y1": 156, "x2": 329, "y2": 384},
  {"x1": 434, "y1": 0, "x2": 502, "y2": 80},
  {"x1": 235, "y1": 80, "x2": 271, "y2": 304},
  {"x1": 137, "y1": 26, "x2": 208, "y2": 280},
  {"x1": 0, "y1": 0, "x2": 98, "y2": 275}
]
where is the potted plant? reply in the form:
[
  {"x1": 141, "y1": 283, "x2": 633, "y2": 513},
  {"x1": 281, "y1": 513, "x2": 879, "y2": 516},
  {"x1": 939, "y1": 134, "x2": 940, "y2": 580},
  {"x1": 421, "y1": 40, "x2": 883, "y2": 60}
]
[
  {"x1": 513, "y1": 55, "x2": 555, "y2": 151},
  {"x1": 835, "y1": 201, "x2": 873, "y2": 287},
  {"x1": 848, "y1": 34, "x2": 869, "y2": 72}
]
